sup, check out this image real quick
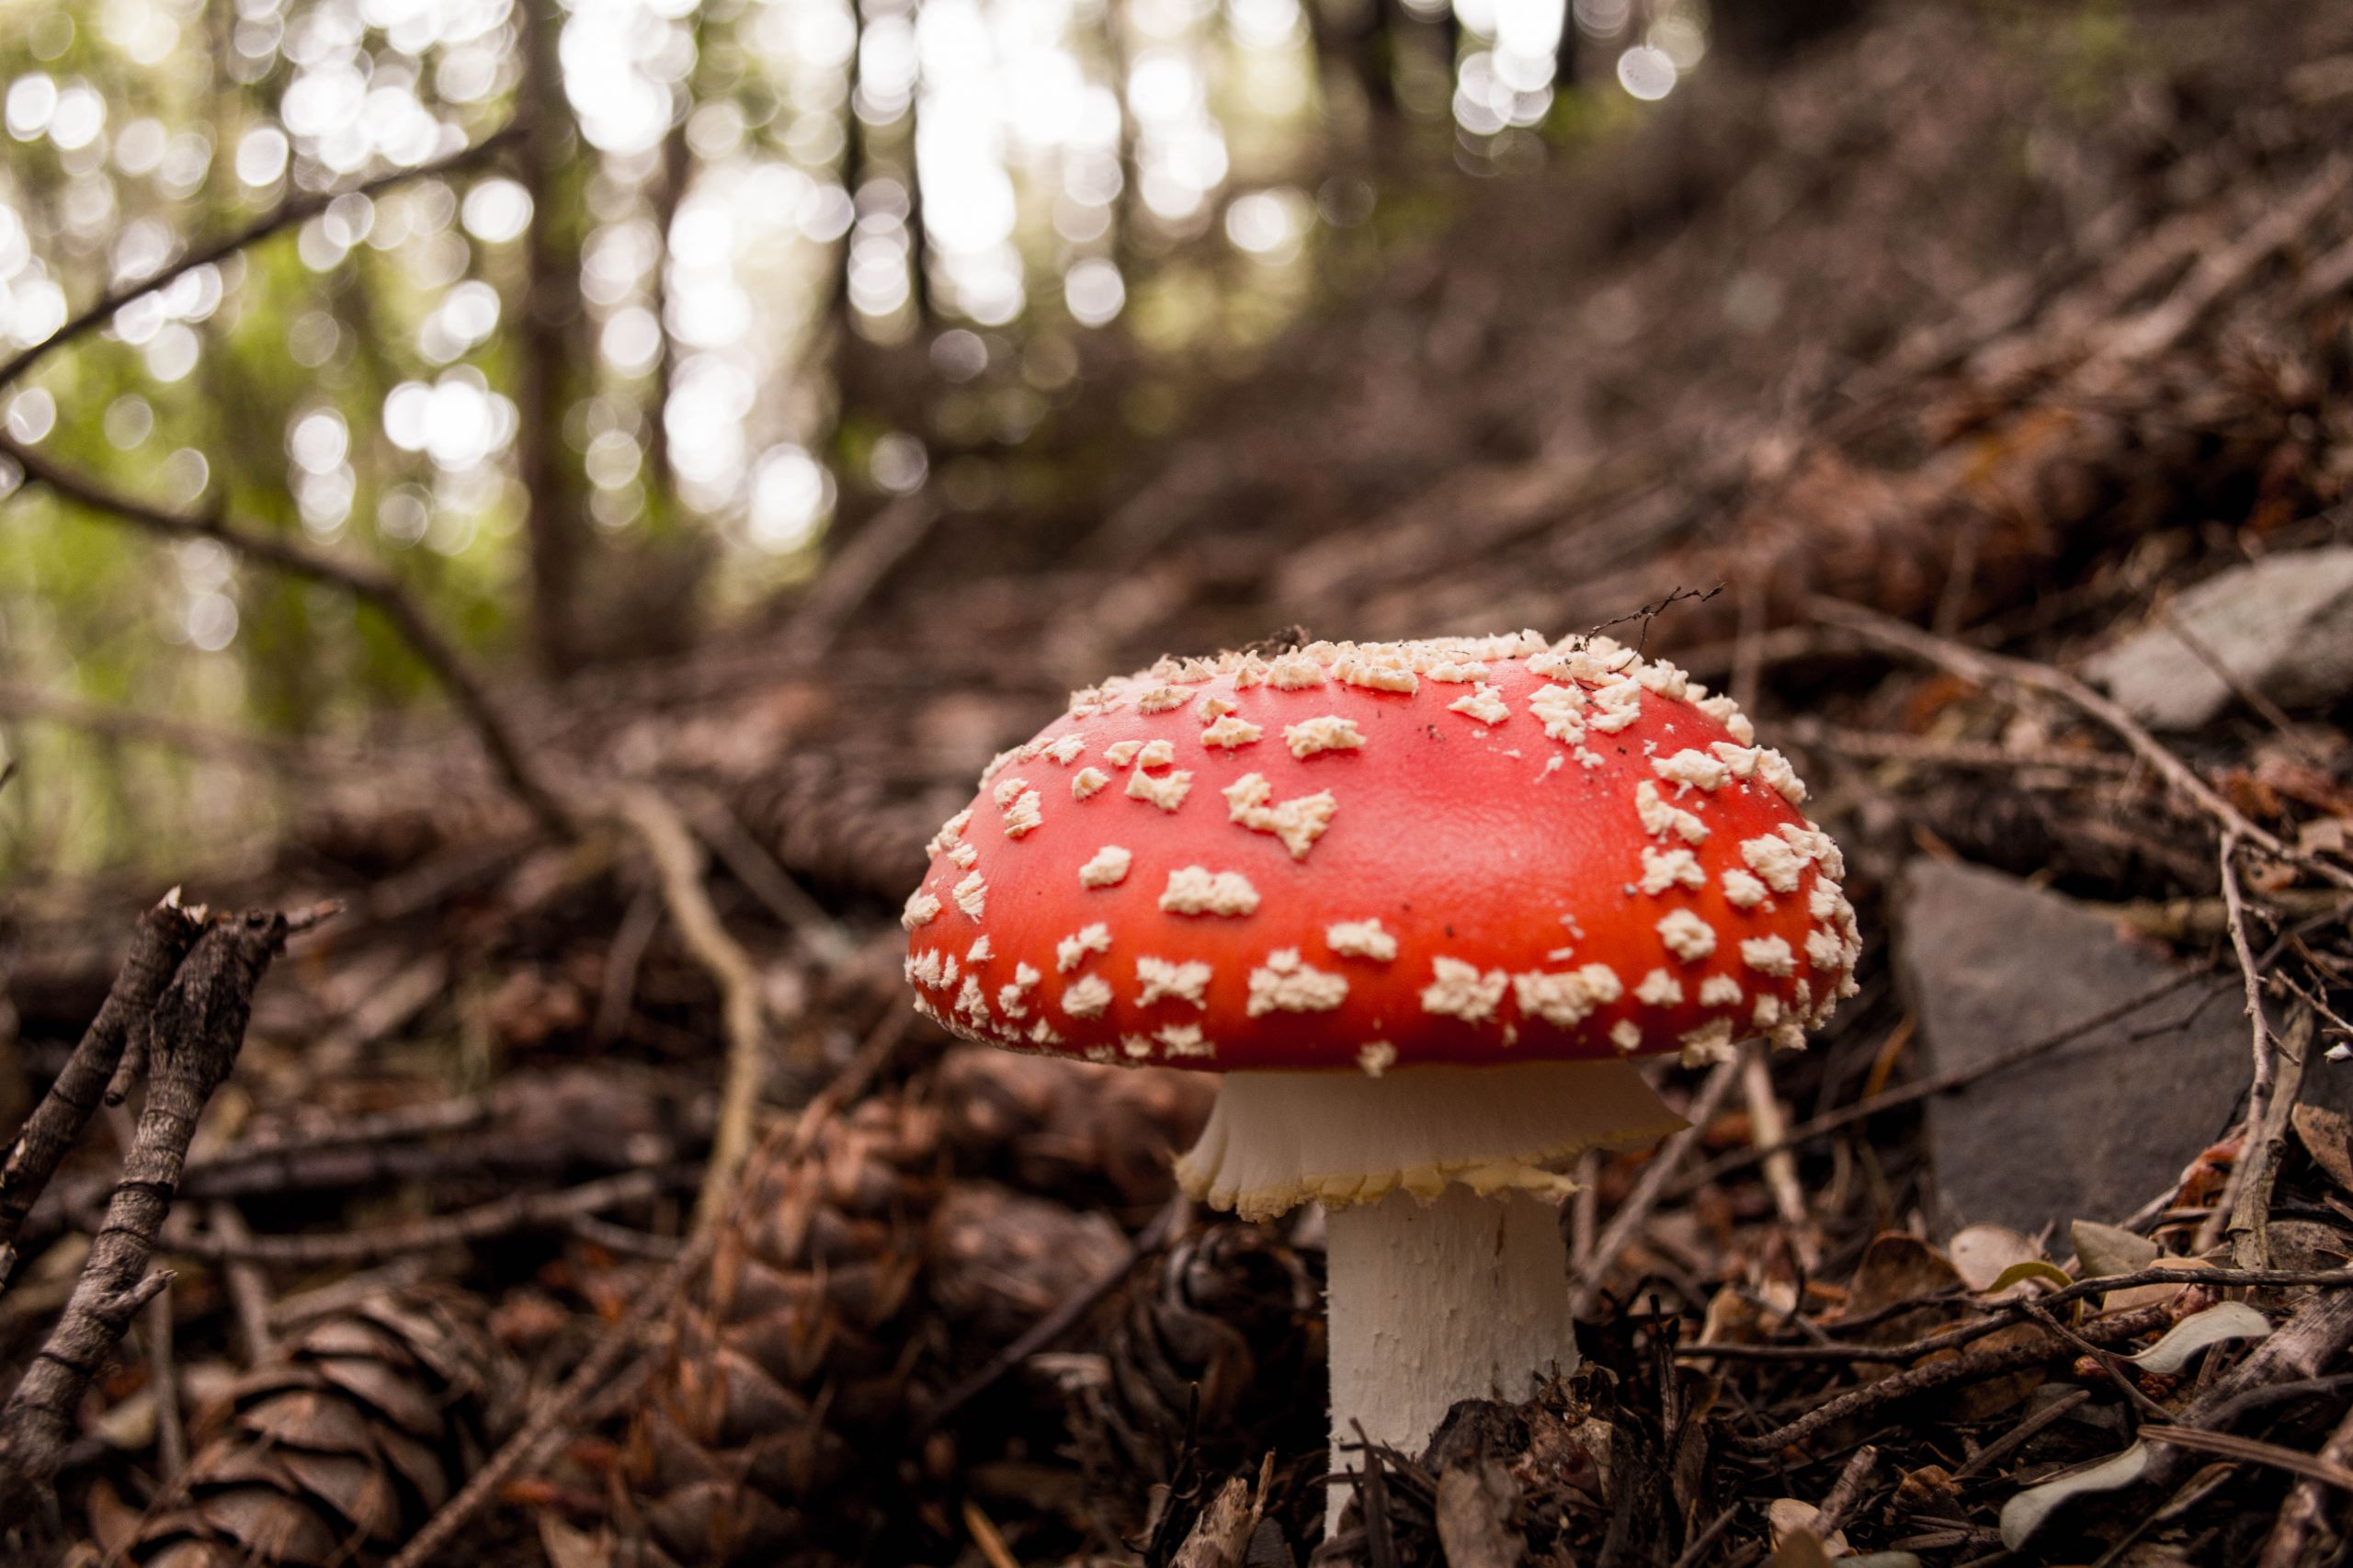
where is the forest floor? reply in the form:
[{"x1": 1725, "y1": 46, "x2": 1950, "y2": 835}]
[{"x1": 8, "y1": 1, "x2": 2353, "y2": 1564}]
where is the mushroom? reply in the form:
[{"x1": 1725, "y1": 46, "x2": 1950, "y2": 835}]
[{"x1": 901, "y1": 632, "x2": 1858, "y2": 1525}]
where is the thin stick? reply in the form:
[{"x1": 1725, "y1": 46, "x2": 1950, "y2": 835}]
[
  {"x1": 1805, "y1": 597, "x2": 2352, "y2": 890},
  {"x1": 142, "y1": 1281, "x2": 184, "y2": 1480},
  {"x1": 206, "y1": 1203, "x2": 273, "y2": 1362},
  {"x1": 782, "y1": 494, "x2": 944, "y2": 661},
  {"x1": 1570, "y1": 1051, "x2": 1746, "y2": 1316},
  {"x1": 1676, "y1": 969, "x2": 2211, "y2": 1193},
  {"x1": 611, "y1": 786, "x2": 767, "y2": 1231},
  {"x1": 1742, "y1": 1050, "x2": 1817, "y2": 1271},
  {"x1": 152, "y1": 1168, "x2": 679, "y2": 1267},
  {"x1": 681, "y1": 786, "x2": 853, "y2": 965},
  {"x1": 0, "y1": 130, "x2": 520, "y2": 392},
  {"x1": 2201, "y1": 838, "x2": 2304, "y2": 1266},
  {"x1": 0, "y1": 895, "x2": 202, "y2": 1270},
  {"x1": 1737, "y1": 1305, "x2": 2172, "y2": 1454},
  {"x1": 1, "y1": 437, "x2": 573, "y2": 836}
]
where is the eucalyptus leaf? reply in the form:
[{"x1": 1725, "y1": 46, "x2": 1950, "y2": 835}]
[
  {"x1": 1998, "y1": 1440, "x2": 2154, "y2": 1549},
  {"x1": 1949, "y1": 1223, "x2": 2042, "y2": 1291},
  {"x1": 2070, "y1": 1219, "x2": 2159, "y2": 1280},
  {"x1": 2125, "y1": 1301, "x2": 2272, "y2": 1374}
]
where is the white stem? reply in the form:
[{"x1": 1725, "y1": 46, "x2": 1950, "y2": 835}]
[{"x1": 1324, "y1": 1186, "x2": 1577, "y2": 1530}]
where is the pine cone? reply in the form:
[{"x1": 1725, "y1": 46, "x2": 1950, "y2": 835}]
[
  {"x1": 123, "y1": 1290, "x2": 518, "y2": 1567},
  {"x1": 1080, "y1": 1221, "x2": 1324, "y2": 1494},
  {"x1": 621, "y1": 1094, "x2": 945, "y2": 1566},
  {"x1": 619, "y1": 1052, "x2": 1217, "y2": 1566}
]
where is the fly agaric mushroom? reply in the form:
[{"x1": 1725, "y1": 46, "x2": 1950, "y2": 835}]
[{"x1": 902, "y1": 631, "x2": 1858, "y2": 1520}]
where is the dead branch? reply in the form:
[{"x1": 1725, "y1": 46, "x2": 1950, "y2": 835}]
[
  {"x1": 0, "y1": 908, "x2": 290, "y2": 1517},
  {"x1": 382, "y1": 1268, "x2": 680, "y2": 1568},
  {"x1": 680, "y1": 784, "x2": 854, "y2": 965},
  {"x1": 0, "y1": 893, "x2": 201, "y2": 1275},
  {"x1": 1741, "y1": 1049, "x2": 1817, "y2": 1271},
  {"x1": 1680, "y1": 1266, "x2": 2353, "y2": 1365},
  {"x1": 206, "y1": 1203, "x2": 273, "y2": 1362},
  {"x1": 611, "y1": 785, "x2": 769, "y2": 1230},
  {"x1": 0, "y1": 436, "x2": 574, "y2": 836},
  {"x1": 0, "y1": 129, "x2": 520, "y2": 392},
  {"x1": 2139, "y1": 1424, "x2": 2353, "y2": 1490}
]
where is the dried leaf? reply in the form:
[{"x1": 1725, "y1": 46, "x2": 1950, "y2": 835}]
[
  {"x1": 2070, "y1": 1220, "x2": 2158, "y2": 1280},
  {"x1": 2104, "y1": 1256, "x2": 2212, "y2": 1312},
  {"x1": 1949, "y1": 1224, "x2": 2042, "y2": 1291},
  {"x1": 2125, "y1": 1301, "x2": 2271, "y2": 1374},
  {"x1": 1998, "y1": 1439, "x2": 2154, "y2": 1549},
  {"x1": 1846, "y1": 1233, "x2": 1962, "y2": 1312},
  {"x1": 2291, "y1": 1103, "x2": 2353, "y2": 1194}
]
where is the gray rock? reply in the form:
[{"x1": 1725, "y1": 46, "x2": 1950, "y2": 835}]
[
  {"x1": 2081, "y1": 547, "x2": 2353, "y2": 730},
  {"x1": 1899, "y1": 860, "x2": 2274, "y2": 1233}
]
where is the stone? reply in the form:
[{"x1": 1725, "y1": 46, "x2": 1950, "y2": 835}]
[
  {"x1": 2081, "y1": 547, "x2": 2353, "y2": 730},
  {"x1": 1896, "y1": 859, "x2": 2353, "y2": 1233}
]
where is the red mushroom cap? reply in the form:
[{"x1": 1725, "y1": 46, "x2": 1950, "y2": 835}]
[{"x1": 902, "y1": 632, "x2": 1859, "y2": 1074}]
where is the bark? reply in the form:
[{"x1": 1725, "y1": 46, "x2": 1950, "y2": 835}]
[{"x1": 515, "y1": 0, "x2": 590, "y2": 678}]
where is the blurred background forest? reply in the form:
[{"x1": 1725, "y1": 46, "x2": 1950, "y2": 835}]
[{"x1": 0, "y1": 0, "x2": 1813, "y2": 879}]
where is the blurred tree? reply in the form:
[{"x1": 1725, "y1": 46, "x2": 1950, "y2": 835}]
[{"x1": 0, "y1": 0, "x2": 1768, "y2": 875}]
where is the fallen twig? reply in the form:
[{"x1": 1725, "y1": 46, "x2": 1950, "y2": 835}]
[
  {"x1": 150, "y1": 1167, "x2": 684, "y2": 1267},
  {"x1": 2140, "y1": 1425, "x2": 2353, "y2": 1491},
  {"x1": 1736, "y1": 1305, "x2": 2173, "y2": 1454},
  {"x1": 611, "y1": 785, "x2": 769, "y2": 1230},
  {"x1": 1682, "y1": 1266, "x2": 2353, "y2": 1366},
  {"x1": 1571, "y1": 1050, "x2": 1747, "y2": 1316},
  {"x1": 2201, "y1": 837, "x2": 2307, "y2": 1266},
  {"x1": 1675, "y1": 969, "x2": 2214, "y2": 1194}
]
